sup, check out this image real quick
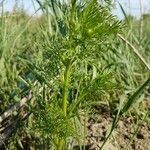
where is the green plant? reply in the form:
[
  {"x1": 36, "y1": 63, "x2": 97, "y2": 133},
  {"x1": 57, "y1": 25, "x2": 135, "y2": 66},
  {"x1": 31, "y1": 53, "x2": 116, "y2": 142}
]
[
  {"x1": 30, "y1": 0, "x2": 122, "y2": 149},
  {"x1": 1, "y1": 0, "x2": 149, "y2": 149}
]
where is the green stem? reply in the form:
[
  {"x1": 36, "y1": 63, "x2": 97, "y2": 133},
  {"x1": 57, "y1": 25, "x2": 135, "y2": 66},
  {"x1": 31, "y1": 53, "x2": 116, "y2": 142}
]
[
  {"x1": 57, "y1": 63, "x2": 71, "y2": 150},
  {"x1": 58, "y1": 140, "x2": 63, "y2": 150},
  {"x1": 62, "y1": 63, "x2": 71, "y2": 116}
]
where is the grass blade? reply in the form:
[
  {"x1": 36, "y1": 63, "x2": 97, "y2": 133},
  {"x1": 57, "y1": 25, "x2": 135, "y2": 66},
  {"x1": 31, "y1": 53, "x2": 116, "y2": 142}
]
[
  {"x1": 122, "y1": 77, "x2": 150, "y2": 113},
  {"x1": 118, "y1": 34, "x2": 150, "y2": 71}
]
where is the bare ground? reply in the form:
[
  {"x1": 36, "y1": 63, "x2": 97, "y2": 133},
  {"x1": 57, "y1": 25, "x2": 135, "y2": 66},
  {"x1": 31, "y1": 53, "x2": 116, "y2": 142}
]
[{"x1": 73, "y1": 98, "x2": 150, "y2": 150}]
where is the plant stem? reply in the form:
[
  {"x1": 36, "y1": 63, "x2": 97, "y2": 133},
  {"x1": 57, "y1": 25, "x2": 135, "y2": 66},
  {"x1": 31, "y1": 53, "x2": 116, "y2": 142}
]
[
  {"x1": 57, "y1": 63, "x2": 71, "y2": 150},
  {"x1": 62, "y1": 63, "x2": 71, "y2": 116},
  {"x1": 58, "y1": 140, "x2": 63, "y2": 150}
]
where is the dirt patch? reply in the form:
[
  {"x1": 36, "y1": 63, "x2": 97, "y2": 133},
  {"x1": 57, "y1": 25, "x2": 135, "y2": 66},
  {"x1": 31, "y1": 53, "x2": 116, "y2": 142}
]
[{"x1": 72, "y1": 102, "x2": 150, "y2": 150}]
